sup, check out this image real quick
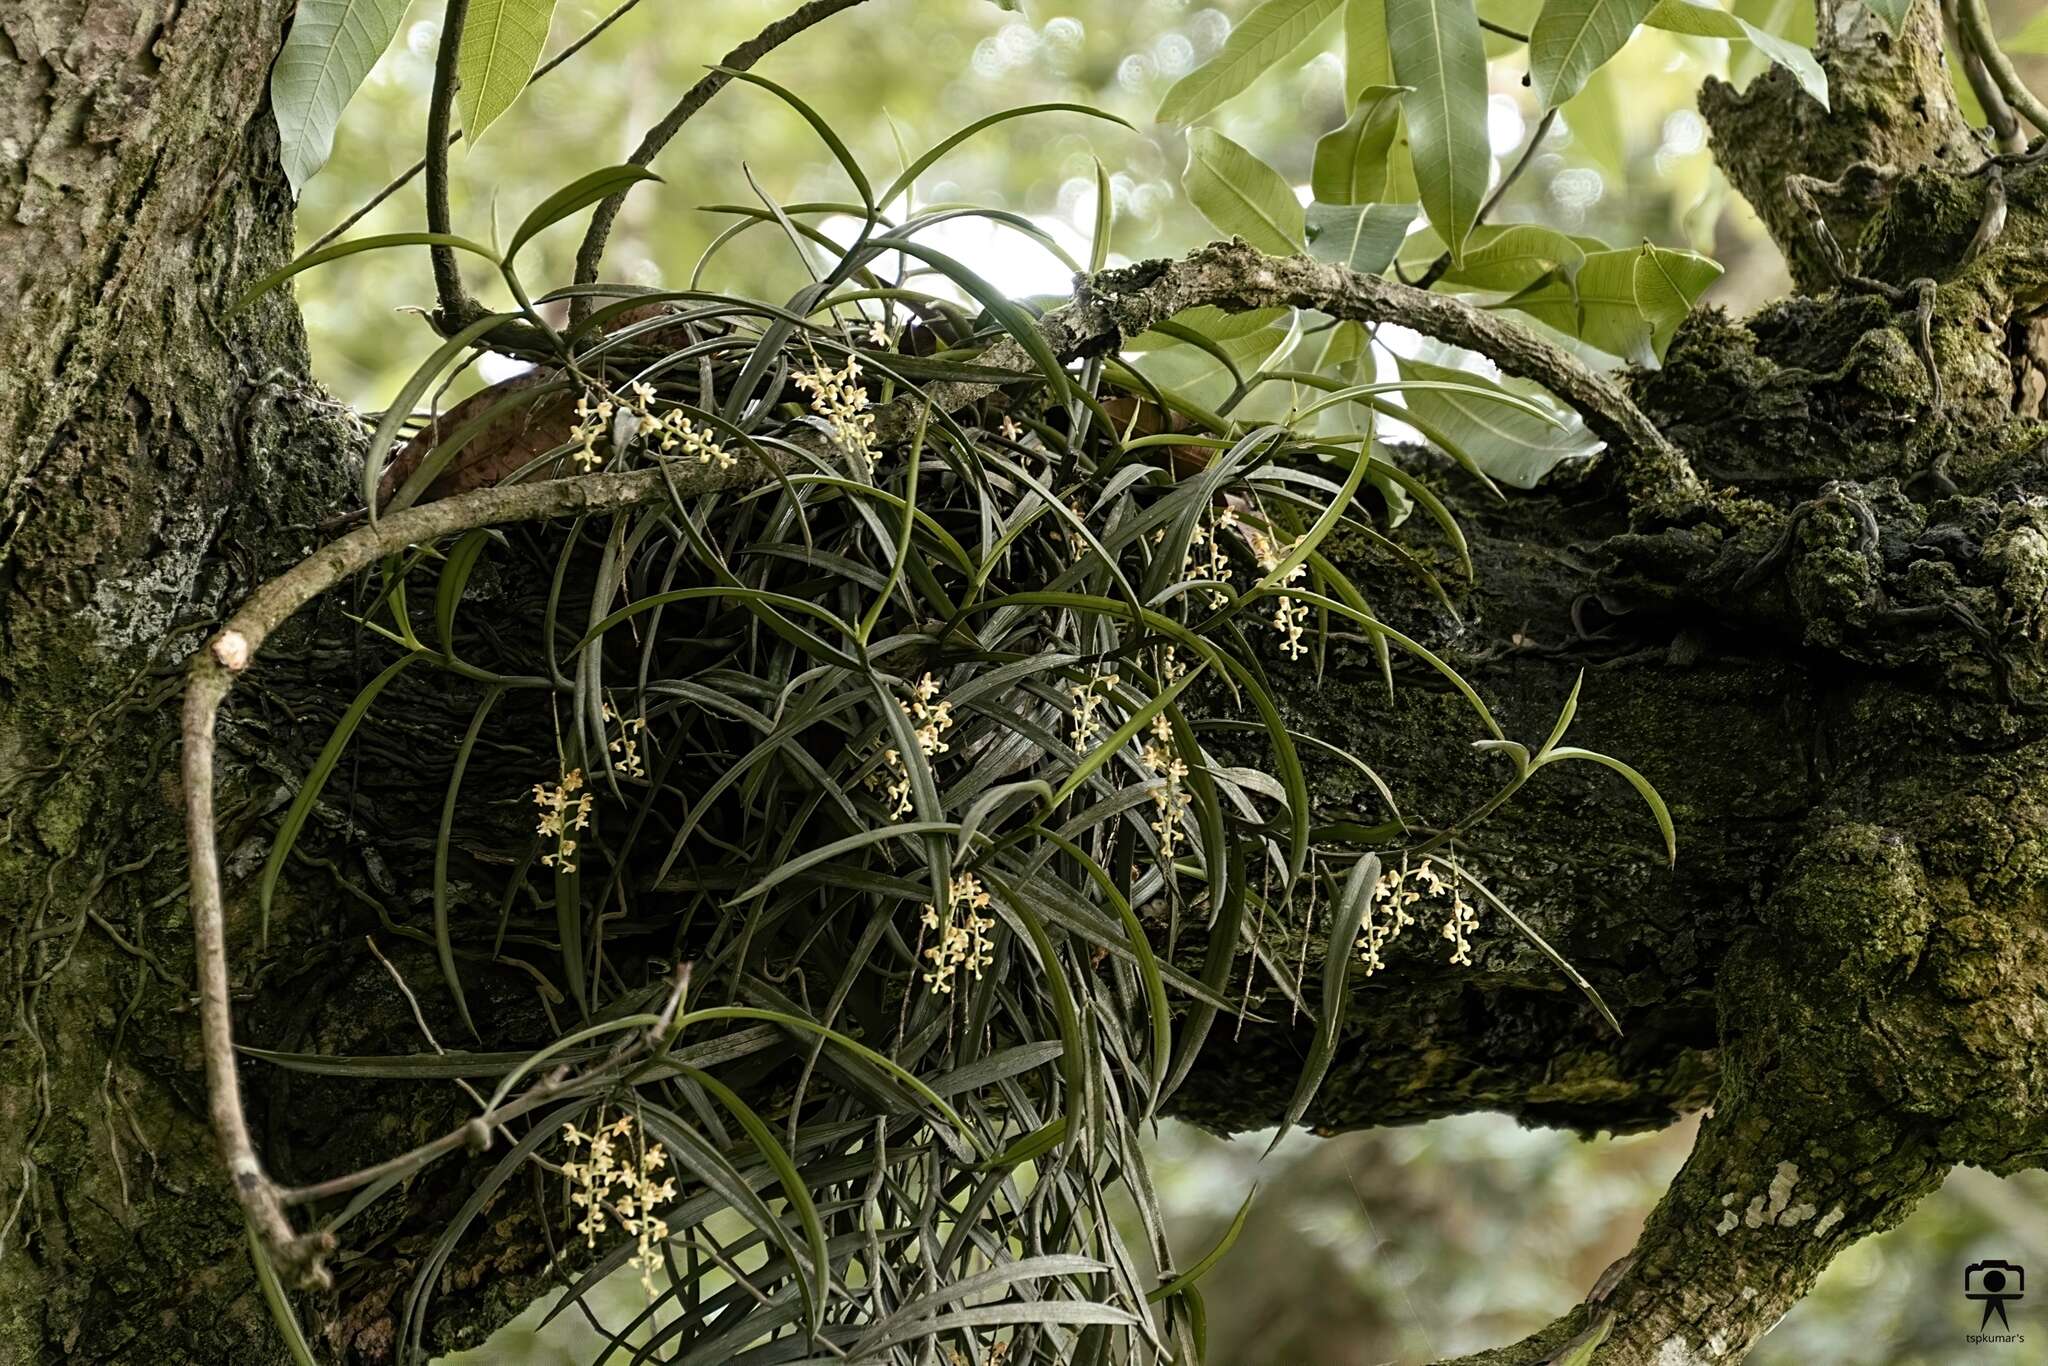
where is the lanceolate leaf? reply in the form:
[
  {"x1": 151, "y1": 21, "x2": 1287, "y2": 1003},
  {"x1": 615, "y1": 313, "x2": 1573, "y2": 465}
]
[
  {"x1": 1157, "y1": 0, "x2": 1348, "y2": 125},
  {"x1": 1644, "y1": 0, "x2": 1829, "y2": 109},
  {"x1": 1436, "y1": 222, "x2": 1587, "y2": 292},
  {"x1": 1395, "y1": 354, "x2": 1601, "y2": 487},
  {"x1": 457, "y1": 0, "x2": 561, "y2": 142},
  {"x1": 270, "y1": 0, "x2": 409, "y2": 192},
  {"x1": 1310, "y1": 85, "x2": 1407, "y2": 203},
  {"x1": 1183, "y1": 128, "x2": 1305, "y2": 255},
  {"x1": 1387, "y1": 0, "x2": 1490, "y2": 264},
  {"x1": 1500, "y1": 243, "x2": 1719, "y2": 365},
  {"x1": 1346, "y1": 0, "x2": 1395, "y2": 95},
  {"x1": 1529, "y1": 0, "x2": 1659, "y2": 111},
  {"x1": 1304, "y1": 201, "x2": 1418, "y2": 274}
]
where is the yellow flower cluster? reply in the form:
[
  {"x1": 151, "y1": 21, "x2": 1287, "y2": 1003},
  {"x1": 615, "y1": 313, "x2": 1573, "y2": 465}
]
[
  {"x1": 921, "y1": 871, "x2": 996, "y2": 993},
  {"x1": 1068, "y1": 668, "x2": 1119, "y2": 752},
  {"x1": 878, "y1": 673, "x2": 952, "y2": 818},
  {"x1": 602, "y1": 701, "x2": 647, "y2": 780},
  {"x1": 1242, "y1": 523, "x2": 1310, "y2": 660},
  {"x1": 1141, "y1": 713, "x2": 1190, "y2": 864},
  {"x1": 533, "y1": 769, "x2": 593, "y2": 871},
  {"x1": 793, "y1": 353, "x2": 875, "y2": 465},
  {"x1": 567, "y1": 382, "x2": 736, "y2": 473},
  {"x1": 1356, "y1": 858, "x2": 1479, "y2": 973},
  {"x1": 570, "y1": 394, "x2": 615, "y2": 472},
  {"x1": 561, "y1": 1112, "x2": 677, "y2": 1296},
  {"x1": 1186, "y1": 506, "x2": 1239, "y2": 607}
]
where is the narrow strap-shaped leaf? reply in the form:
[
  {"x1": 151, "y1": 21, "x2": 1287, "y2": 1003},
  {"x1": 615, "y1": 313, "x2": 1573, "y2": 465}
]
[
  {"x1": 258, "y1": 652, "x2": 423, "y2": 944},
  {"x1": 229, "y1": 232, "x2": 500, "y2": 313},
  {"x1": 506, "y1": 164, "x2": 662, "y2": 261},
  {"x1": 432, "y1": 685, "x2": 502, "y2": 1041},
  {"x1": 1268, "y1": 854, "x2": 1379, "y2": 1152},
  {"x1": 880, "y1": 104, "x2": 1132, "y2": 207},
  {"x1": 1538, "y1": 745, "x2": 1678, "y2": 864},
  {"x1": 1146, "y1": 1185, "x2": 1257, "y2": 1301}
]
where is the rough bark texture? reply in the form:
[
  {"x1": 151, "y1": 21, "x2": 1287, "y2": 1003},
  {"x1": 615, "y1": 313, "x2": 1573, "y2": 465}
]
[
  {"x1": 5, "y1": 0, "x2": 2048, "y2": 1363},
  {"x1": 2, "y1": 3, "x2": 361, "y2": 1360}
]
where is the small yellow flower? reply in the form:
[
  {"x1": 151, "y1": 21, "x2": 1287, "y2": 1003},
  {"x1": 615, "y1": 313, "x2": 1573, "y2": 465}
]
[
  {"x1": 602, "y1": 702, "x2": 647, "y2": 779},
  {"x1": 921, "y1": 871, "x2": 997, "y2": 993},
  {"x1": 561, "y1": 1109, "x2": 675, "y2": 1296},
  {"x1": 534, "y1": 769, "x2": 593, "y2": 871},
  {"x1": 794, "y1": 352, "x2": 876, "y2": 465}
]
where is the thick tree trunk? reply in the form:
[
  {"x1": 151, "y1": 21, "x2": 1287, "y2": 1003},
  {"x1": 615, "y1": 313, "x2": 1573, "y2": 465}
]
[
  {"x1": 1, "y1": 4, "x2": 361, "y2": 1360},
  {"x1": 5, "y1": 1, "x2": 2048, "y2": 1363}
]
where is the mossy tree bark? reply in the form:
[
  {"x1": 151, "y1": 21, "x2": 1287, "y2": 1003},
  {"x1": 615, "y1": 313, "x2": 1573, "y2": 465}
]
[{"x1": 5, "y1": 1, "x2": 2048, "y2": 1363}]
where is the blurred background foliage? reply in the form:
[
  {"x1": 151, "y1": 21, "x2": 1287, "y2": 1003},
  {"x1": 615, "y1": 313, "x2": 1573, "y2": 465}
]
[{"x1": 282, "y1": 0, "x2": 2048, "y2": 1360}]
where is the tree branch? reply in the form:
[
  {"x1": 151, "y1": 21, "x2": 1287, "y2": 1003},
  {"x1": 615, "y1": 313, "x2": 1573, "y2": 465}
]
[
  {"x1": 568, "y1": 0, "x2": 878, "y2": 322},
  {"x1": 1051, "y1": 241, "x2": 1702, "y2": 514}
]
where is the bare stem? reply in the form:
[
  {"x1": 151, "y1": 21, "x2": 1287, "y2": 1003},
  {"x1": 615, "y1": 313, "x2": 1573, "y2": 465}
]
[
  {"x1": 568, "y1": 0, "x2": 878, "y2": 322},
  {"x1": 1053, "y1": 241, "x2": 1701, "y2": 513},
  {"x1": 1956, "y1": 0, "x2": 2048, "y2": 137},
  {"x1": 426, "y1": 0, "x2": 482, "y2": 332},
  {"x1": 1946, "y1": 0, "x2": 2027, "y2": 153}
]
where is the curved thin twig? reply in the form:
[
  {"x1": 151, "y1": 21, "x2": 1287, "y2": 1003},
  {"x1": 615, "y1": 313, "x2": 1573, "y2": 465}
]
[
  {"x1": 181, "y1": 460, "x2": 765, "y2": 1285},
  {"x1": 568, "y1": 0, "x2": 878, "y2": 322}
]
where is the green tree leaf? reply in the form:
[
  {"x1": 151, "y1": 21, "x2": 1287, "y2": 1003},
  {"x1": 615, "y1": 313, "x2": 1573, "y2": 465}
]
[
  {"x1": 1387, "y1": 0, "x2": 1490, "y2": 263},
  {"x1": 1305, "y1": 201, "x2": 1418, "y2": 273},
  {"x1": 1346, "y1": 0, "x2": 1395, "y2": 96},
  {"x1": 1158, "y1": 0, "x2": 1348, "y2": 125},
  {"x1": 1569, "y1": 59, "x2": 1627, "y2": 173},
  {"x1": 269, "y1": 0, "x2": 410, "y2": 192},
  {"x1": 1529, "y1": 0, "x2": 1659, "y2": 110},
  {"x1": 1645, "y1": 0, "x2": 1829, "y2": 109},
  {"x1": 457, "y1": 0, "x2": 561, "y2": 143},
  {"x1": 1396, "y1": 353, "x2": 1600, "y2": 487},
  {"x1": 1311, "y1": 85, "x2": 1408, "y2": 203},
  {"x1": 1632, "y1": 240, "x2": 1723, "y2": 358},
  {"x1": 1183, "y1": 128, "x2": 1305, "y2": 254},
  {"x1": 1500, "y1": 243, "x2": 1719, "y2": 364},
  {"x1": 1437, "y1": 222, "x2": 1587, "y2": 291}
]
